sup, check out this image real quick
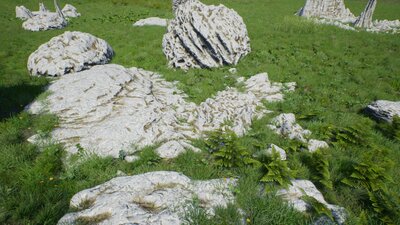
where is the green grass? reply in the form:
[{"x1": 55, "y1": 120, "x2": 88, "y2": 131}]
[{"x1": 0, "y1": 0, "x2": 399, "y2": 224}]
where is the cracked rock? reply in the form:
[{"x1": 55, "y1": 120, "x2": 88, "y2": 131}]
[
  {"x1": 298, "y1": 0, "x2": 355, "y2": 23},
  {"x1": 28, "y1": 31, "x2": 114, "y2": 77},
  {"x1": 58, "y1": 171, "x2": 236, "y2": 225},
  {"x1": 268, "y1": 113, "x2": 311, "y2": 143},
  {"x1": 365, "y1": 100, "x2": 400, "y2": 123}
]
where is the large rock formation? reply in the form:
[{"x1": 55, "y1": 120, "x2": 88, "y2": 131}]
[
  {"x1": 298, "y1": 0, "x2": 355, "y2": 23},
  {"x1": 277, "y1": 179, "x2": 347, "y2": 224},
  {"x1": 365, "y1": 100, "x2": 400, "y2": 123},
  {"x1": 354, "y1": 0, "x2": 377, "y2": 28},
  {"x1": 28, "y1": 31, "x2": 114, "y2": 76},
  {"x1": 172, "y1": 0, "x2": 190, "y2": 13},
  {"x1": 27, "y1": 64, "x2": 295, "y2": 159},
  {"x1": 58, "y1": 171, "x2": 236, "y2": 225},
  {"x1": 163, "y1": 0, "x2": 251, "y2": 70}
]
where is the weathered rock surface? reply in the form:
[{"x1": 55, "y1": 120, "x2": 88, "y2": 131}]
[
  {"x1": 61, "y1": 4, "x2": 81, "y2": 18},
  {"x1": 172, "y1": 0, "x2": 190, "y2": 13},
  {"x1": 277, "y1": 179, "x2": 346, "y2": 225},
  {"x1": 354, "y1": 0, "x2": 377, "y2": 28},
  {"x1": 133, "y1": 17, "x2": 168, "y2": 27},
  {"x1": 266, "y1": 144, "x2": 287, "y2": 160},
  {"x1": 58, "y1": 171, "x2": 236, "y2": 225},
  {"x1": 16, "y1": 6, "x2": 34, "y2": 20},
  {"x1": 365, "y1": 100, "x2": 400, "y2": 123},
  {"x1": 268, "y1": 113, "x2": 328, "y2": 152},
  {"x1": 27, "y1": 65, "x2": 295, "y2": 159},
  {"x1": 298, "y1": 0, "x2": 355, "y2": 23},
  {"x1": 28, "y1": 31, "x2": 114, "y2": 77},
  {"x1": 163, "y1": 0, "x2": 251, "y2": 70},
  {"x1": 21, "y1": 1, "x2": 67, "y2": 31},
  {"x1": 368, "y1": 19, "x2": 400, "y2": 33}
]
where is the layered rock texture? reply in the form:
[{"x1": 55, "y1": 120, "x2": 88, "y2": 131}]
[
  {"x1": 365, "y1": 100, "x2": 400, "y2": 123},
  {"x1": 268, "y1": 113, "x2": 329, "y2": 152},
  {"x1": 16, "y1": 1, "x2": 80, "y2": 31},
  {"x1": 58, "y1": 171, "x2": 236, "y2": 225},
  {"x1": 298, "y1": 0, "x2": 400, "y2": 33},
  {"x1": 27, "y1": 64, "x2": 294, "y2": 159},
  {"x1": 163, "y1": 0, "x2": 251, "y2": 70},
  {"x1": 277, "y1": 180, "x2": 346, "y2": 224},
  {"x1": 28, "y1": 31, "x2": 114, "y2": 77},
  {"x1": 133, "y1": 17, "x2": 168, "y2": 27}
]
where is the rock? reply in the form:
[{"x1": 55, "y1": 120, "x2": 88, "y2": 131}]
[
  {"x1": 58, "y1": 171, "x2": 236, "y2": 225},
  {"x1": 163, "y1": 0, "x2": 250, "y2": 70},
  {"x1": 62, "y1": 4, "x2": 81, "y2": 18},
  {"x1": 229, "y1": 68, "x2": 237, "y2": 74},
  {"x1": 125, "y1": 155, "x2": 140, "y2": 163},
  {"x1": 116, "y1": 170, "x2": 126, "y2": 176},
  {"x1": 28, "y1": 31, "x2": 114, "y2": 76},
  {"x1": 312, "y1": 18, "x2": 356, "y2": 31},
  {"x1": 27, "y1": 65, "x2": 295, "y2": 159},
  {"x1": 16, "y1": 6, "x2": 34, "y2": 20},
  {"x1": 265, "y1": 144, "x2": 287, "y2": 160},
  {"x1": 354, "y1": 0, "x2": 377, "y2": 28},
  {"x1": 365, "y1": 100, "x2": 400, "y2": 123},
  {"x1": 133, "y1": 17, "x2": 168, "y2": 27},
  {"x1": 307, "y1": 139, "x2": 329, "y2": 152},
  {"x1": 369, "y1": 19, "x2": 400, "y2": 34},
  {"x1": 298, "y1": 0, "x2": 355, "y2": 23},
  {"x1": 22, "y1": 0, "x2": 67, "y2": 31},
  {"x1": 277, "y1": 179, "x2": 346, "y2": 225},
  {"x1": 39, "y1": 3, "x2": 49, "y2": 13},
  {"x1": 172, "y1": 0, "x2": 190, "y2": 13},
  {"x1": 268, "y1": 113, "x2": 311, "y2": 143}
]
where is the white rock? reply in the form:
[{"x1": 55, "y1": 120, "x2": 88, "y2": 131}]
[
  {"x1": 28, "y1": 31, "x2": 114, "y2": 77},
  {"x1": 27, "y1": 65, "x2": 295, "y2": 159},
  {"x1": 21, "y1": 1, "x2": 67, "y2": 31},
  {"x1": 125, "y1": 155, "x2": 140, "y2": 163},
  {"x1": 16, "y1": 6, "x2": 34, "y2": 20},
  {"x1": 172, "y1": 0, "x2": 190, "y2": 13},
  {"x1": 277, "y1": 179, "x2": 346, "y2": 224},
  {"x1": 133, "y1": 17, "x2": 168, "y2": 27},
  {"x1": 229, "y1": 68, "x2": 237, "y2": 74},
  {"x1": 163, "y1": 0, "x2": 251, "y2": 70},
  {"x1": 62, "y1": 4, "x2": 81, "y2": 18},
  {"x1": 298, "y1": 0, "x2": 356, "y2": 23},
  {"x1": 307, "y1": 139, "x2": 329, "y2": 152},
  {"x1": 266, "y1": 144, "x2": 287, "y2": 160},
  {"x1": 57, "y1": 171, "x2": 236, "y2": 225},
  {"x1": 268, "y1": 113, "x2": 311, "y2": 143},
  {"x1": 365, "y1": 100, "x2": 400, "y2": 123}
]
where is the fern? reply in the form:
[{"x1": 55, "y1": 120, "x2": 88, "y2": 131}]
[
  {"x1": 205, "y1": 129, "x2": 259, "y2": 168},
  {"x1": 258, "y1": 150, "x2": 295, "y2": 187},
  {"x1": 324, "y1": 124, "x2": 367, "y2": 147},
  {"x1": 301, "y1": 150, "x2": 332, "y2": 190},
  {"x1": 377, "y1": 116, "x2": 400, "y2": 141}
]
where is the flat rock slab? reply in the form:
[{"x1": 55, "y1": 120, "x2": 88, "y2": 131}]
[
  {"x1": 133, "y1": 17, "x2": 168, "y2": 27},
  {"x1": 27, "y1": 64, "x2": 295, "y2": 159},
  {"x1": 58, "y1": 171, "x2": 236, "y2": 225},
  {"x1": 28, "y1": 31, "x2": 114, "y2": 77},
  {"x1": 365, "y1": 100, "x2": 400, "y2": 123},
  {"x1": 163, "y1": 0, "x2": 251, "y2": 70}
]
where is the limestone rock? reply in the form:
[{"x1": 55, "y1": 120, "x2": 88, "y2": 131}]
[
  {"x1": 62, "y1": 4, "x2": 81, "y2": 18},
  {"x1": 268, "y1": 113, "x2": 311, "y2": 143},
  {"x1": 354, "y1": 0, "x2": 377, "y2": 28},
  {"x1": 58, "y1": 171, "x2": 236, "y2": 225},
  {"x1": 369, "y1": 19, "x2": 400, "y2": 33},
  {"x1": 16, "y1": 6, "x2": 34, "y2": 20},
  {"x1": 172, "y1": 0, "x2": 190, "y2": 13},
  {"x1": 266, "y1": 144, "x2": 287, "y2": 160},
  {"x1": 307, "y1": 139, "x2": 329, "y2": 152},
  {"x1": 277, "y1": 179, "x2": 346, "y2": 224},
  {"x1": 133, "y1": 17, "x2": 168, "y2": 27},
  {"x1": 27, "y1": 65, "x2": 294, "y2": 159},
  {"x1": 298, "y1": 0, "x2": 355, "y2": 23},
  {"x1": 28, "y1": 31, "x2": 114, "y2": 76},
  {"x1": 22, "y1": 0, "x2": 67, "y2": 31},
  {"x1": 365, "y1": 100, "x2": 400, "y2": 123},
  {"x1": 163, "y1": 0, "x2": 251, "y2": 70}
]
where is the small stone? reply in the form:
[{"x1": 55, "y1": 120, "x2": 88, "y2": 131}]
[
  {"x1": 125, "y1": 155, "x2": 140, "y2": 163},
  {"x1": 265, "y1": 144, "x2": 287, "y2": 160},
  {"x1": 229, "y1": 68, "x2": 237, "y2": 74},
  {"x1": 268, "y1": 113, "x2": 311, "y2": 143},
  {"x1": 133, "y1": 17, "x2": 168, "y2": 27},
  {"x1": 116, "y1": 170, "x2": 127, "y2": 176},
  {"x1": 61, "y1": 4, "x2": 80, "y2": 18},
  {"x1": 307, "y1": 139, "x2": 329, "y2": 152}
]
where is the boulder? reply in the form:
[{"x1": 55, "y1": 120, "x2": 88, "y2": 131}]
[
  {"x1": 365, "y1": 100, "x2": 400, "y2": 123},
  {"x1": 27, "y1": 31, "x2": 114, "y2": 76},
  {"x1": 277, "y1": 179, "x2": 346, "y2": 225},
  {"x1": 265, "y1": 144, "x2": 287, "y2": 160},
  {"x1": 163, "y1": 0, "x2": 250, "y2": 70},
  {"x1": 268, "y1": 113, "x2": 312, "y2": 143},
  {"x1": 58, "y1": 171, "x2": 236, "y2": 225},
  {"x1": 22, "y1": 0, "x2": 67, "y2": 31},
  {"x1": 27, "y1": 65, "x2": 295, "y2": 159},
  {"x1": 298, "y1": 0, "x2": 355, "y2": 23},
  {"x1": 15, "y1": 6, "x2": 34, "y2": 20},
  {"x1": 62, "y1": 4, "x2": 81, "y2": 18},
  {"x1": 133, "y1": 17, "x2": 168, "y2": 27}
]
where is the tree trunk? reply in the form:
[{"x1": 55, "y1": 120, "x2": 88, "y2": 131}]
[{"x1": 354, "y1": 0, "x2": 377, "y2": 28}]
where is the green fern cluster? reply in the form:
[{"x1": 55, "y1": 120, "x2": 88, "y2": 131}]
[
  {"x1": 258, "y1": 150, "x2": 295, "y2": 188},
  {"x1": 301, "y1": 150, "x2": 332, "y2": 190},
  {"x1": 324, "y1": 124, "x2": 367, "y2": 147},
  {"x1": 205, "y1": 130, "x2": 258, "y2": 168},
  {"x1": 377, "y1": 116, "x2": 400, "y2": 141}
]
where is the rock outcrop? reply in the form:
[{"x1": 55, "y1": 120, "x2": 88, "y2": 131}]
[
  {"x1": 15, "y1": 6, "x2": 34, "y2": 20},
  {"x1": 61, "y1": 4, "x2": 81, "y2": 18},
  {"x1": 277, "y1": 179, "x2": 346, "y2": 224},
  {"x1": 28, "y1": 31, "x2": 114, "y2": 77},
  {"x1": 163, "y1": 0, "x2": 250, "y2": 70},
  {"x1": 58, "y1": 171, "x2": 236, "y2": 225},
  {"x1": 298, "y1": 0, "x2": 355, "y2": 23},
  {"x1": 133, "y1": 17, "x2": 168, "y2": 27},
  {"x1": 354, "y1": 0, "x2": 377, "y2": 28},
  {"x1": 172, "y1": 0, "x2": 190, "y2": 13},
  {"x1": 268, "y1": 113, "x2": 329, "y2": 152},
  {"x1": 365, "y1": 100, "x2": 400, "y2": 123},
  {"x1": 27, "y1": 64, "x2": 295, "y2": 159}
]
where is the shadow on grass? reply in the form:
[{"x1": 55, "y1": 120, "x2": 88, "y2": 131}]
[{"x1": 0, "y1": 83, "x2": 46, "y2": 121}]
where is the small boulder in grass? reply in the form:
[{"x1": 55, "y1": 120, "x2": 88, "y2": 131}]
[{"x1": 365, "y1": 100, "x2": 400, "y2": 123}]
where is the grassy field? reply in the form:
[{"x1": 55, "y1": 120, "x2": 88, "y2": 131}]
[{"x1": 0, "y1": 0, "x2": 399, "y2": 224}]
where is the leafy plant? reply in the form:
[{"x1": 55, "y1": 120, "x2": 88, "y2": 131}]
[
  {"x1": 301, "y1": 150, "x2": 333, "y2": 190},
  {"x1": 324, "y1": 124, "x2": 367, "y2": 147},
  {"x1": 258, "y1": 150, "x2": 295, "y2": 187},
  {"x1": 205, "y1": 129, "x2": 259, "y2": 168},
  {"x1": 377, "y1": 116, "x2": 400, "y2": 141},
  {"x1": 301, "y1": 195, "x2": 334, "y2": 221}
]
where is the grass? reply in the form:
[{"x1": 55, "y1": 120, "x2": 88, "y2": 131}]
[{"x1": 0, "y1": 0, "x2": 399, "y2": 224}]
